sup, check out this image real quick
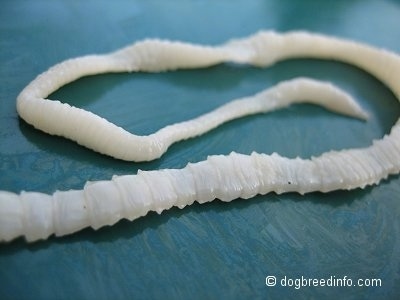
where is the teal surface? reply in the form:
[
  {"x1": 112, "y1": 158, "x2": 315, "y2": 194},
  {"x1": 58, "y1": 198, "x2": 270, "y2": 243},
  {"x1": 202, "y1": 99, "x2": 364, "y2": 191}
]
[{"x1": 1, "y1": 0, "x2": 400, "y2": 299}]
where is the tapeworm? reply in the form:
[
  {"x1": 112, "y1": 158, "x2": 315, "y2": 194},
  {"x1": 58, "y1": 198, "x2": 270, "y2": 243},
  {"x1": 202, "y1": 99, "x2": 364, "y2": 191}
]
[{"x1": 1, "y1": 31, "x2": 399, "y2": 242}]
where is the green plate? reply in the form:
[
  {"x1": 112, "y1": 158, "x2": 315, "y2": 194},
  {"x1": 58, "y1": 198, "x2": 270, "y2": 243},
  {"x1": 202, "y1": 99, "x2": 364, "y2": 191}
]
[{"x1": 1, "y1": 0, "x2": 400, "y2": 299}]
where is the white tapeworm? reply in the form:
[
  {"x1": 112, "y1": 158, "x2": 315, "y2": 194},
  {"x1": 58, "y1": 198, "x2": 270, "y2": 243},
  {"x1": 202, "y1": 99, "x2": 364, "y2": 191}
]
[{"x1": 1, "y1": 31, "x2": 400, "y2": 242}]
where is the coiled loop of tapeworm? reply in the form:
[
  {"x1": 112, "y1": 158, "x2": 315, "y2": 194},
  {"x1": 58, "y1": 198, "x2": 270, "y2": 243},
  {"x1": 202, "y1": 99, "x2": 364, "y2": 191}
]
[{"x1": 1, "y1": 31, "x2": 400, "y2": 242}]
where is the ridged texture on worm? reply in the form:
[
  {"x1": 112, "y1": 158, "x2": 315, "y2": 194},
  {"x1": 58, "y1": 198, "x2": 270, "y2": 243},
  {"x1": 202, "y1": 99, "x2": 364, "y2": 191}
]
[
  {"x1": 1, "y1": 31, "x2": 400, "y2": 242},
  {"x1": 16, "y1": 77, "x2": 368, "y2": 162},
  {"x1": 2, "y1": 127, "x2": 400, "y2": 242},
  {"x1": 17, "y1": 31, "x2": 382, "y2": 162}
]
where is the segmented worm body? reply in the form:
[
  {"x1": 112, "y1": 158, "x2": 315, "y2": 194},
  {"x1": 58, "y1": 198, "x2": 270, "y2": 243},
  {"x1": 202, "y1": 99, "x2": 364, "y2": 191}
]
[{"x1": 1, "y1": 31, "x2": 400, "y2": 242}]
